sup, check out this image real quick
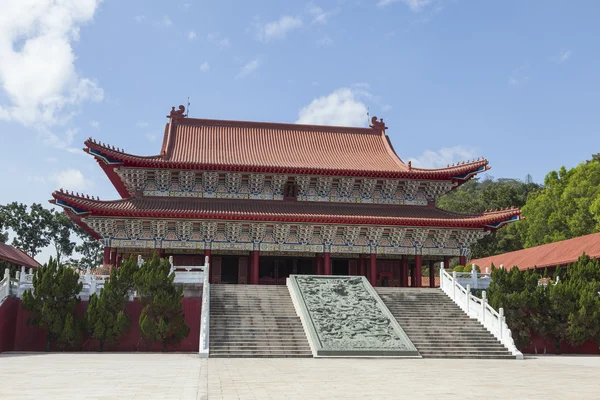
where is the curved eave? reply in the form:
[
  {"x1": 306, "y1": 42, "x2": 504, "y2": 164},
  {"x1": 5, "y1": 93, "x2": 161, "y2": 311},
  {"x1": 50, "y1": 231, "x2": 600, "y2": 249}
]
[
  {"x1": 49, "y1": 198, "x2": 101, "y2": 240},
  {"x1": 51, "y1": 191, "x2": 521, "y2": 230},
  {"x1": 85, "y1": 139, "x2": 489, "y2": 181}
]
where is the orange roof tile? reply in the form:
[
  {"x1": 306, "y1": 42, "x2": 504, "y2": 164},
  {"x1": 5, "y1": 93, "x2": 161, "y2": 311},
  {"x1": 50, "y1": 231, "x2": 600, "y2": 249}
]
[
  {"x1": 0, "y1": 242, "x2": 41, "y2": 269},
  {"x1": 84, "y1": 117, "x2": 489, "y2": 179},
  {"x1": 51, "y1": 191, "x2": 521, "y2": 230},
  {"x1": 471, "y1": 232, "x2": 600, "y2": 271}
]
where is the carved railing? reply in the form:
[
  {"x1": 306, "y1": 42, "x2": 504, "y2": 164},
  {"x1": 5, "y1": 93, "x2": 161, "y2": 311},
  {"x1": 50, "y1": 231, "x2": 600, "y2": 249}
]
[
  {"x1": 453, "y1": 265, "x2": 492, "y2": 290},
  {"x1": 0, "y1": 268, "x2": 11, "y2": 305},
  {"x1": 440, "y1": 263, "x2": 523, "y2": 360},
  {"x1": 199, "y1": 256, "x2": 210, "y2": 358}
]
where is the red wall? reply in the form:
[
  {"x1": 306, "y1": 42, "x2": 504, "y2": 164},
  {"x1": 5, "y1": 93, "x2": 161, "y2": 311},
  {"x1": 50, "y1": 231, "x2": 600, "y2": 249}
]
[
  {"x1": 522, "y1": 333, "x2": 600, "y2": 355},
  {"x1": 0, "y1": 297, "x2": 19, "y2": 352},
  {"x1": 1, "y1": 298, "x2": 200, "y2": 352}
]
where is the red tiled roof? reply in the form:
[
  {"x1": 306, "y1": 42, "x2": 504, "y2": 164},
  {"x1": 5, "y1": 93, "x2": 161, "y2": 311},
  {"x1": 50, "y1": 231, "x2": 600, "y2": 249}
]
[
  {"x1": 84, "y1": 117, "x2": 489, "y2": 179},
  {"x1": 0, "y1": 242, "x2": 41, "y2": 269},
  {"x1": 471, "y1": 232, "x2": 600, "y2": 271},
  {"x1": 51, "y1": 191, "x2": 521, "y2": 231}
]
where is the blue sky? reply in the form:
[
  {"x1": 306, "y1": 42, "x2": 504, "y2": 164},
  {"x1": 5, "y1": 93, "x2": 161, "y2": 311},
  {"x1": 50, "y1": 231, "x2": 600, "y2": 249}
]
[{"x1": 0, "y1": 0, "x2": 599, "y2": 262}]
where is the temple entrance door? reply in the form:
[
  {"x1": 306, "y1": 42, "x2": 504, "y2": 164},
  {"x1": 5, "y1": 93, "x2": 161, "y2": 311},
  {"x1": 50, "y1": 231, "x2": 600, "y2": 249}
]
[
  {"x1": 332, "y1": 259, "x2": 349, "y2": 275},
  {"x1": 220, "y1": 256, "x2": 239, "y2": 284}
]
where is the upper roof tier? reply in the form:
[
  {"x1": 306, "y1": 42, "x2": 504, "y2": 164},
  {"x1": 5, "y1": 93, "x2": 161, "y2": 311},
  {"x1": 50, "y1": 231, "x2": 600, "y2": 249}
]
[{"x1": 84, "y1": 106, "x2": 489, "y2": 180}]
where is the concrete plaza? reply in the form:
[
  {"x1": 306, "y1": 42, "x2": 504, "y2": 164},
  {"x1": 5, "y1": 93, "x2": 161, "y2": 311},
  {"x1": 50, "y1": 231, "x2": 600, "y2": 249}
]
[{"x1": 1, "y1": 353, "x2": 599, "y2": 399}]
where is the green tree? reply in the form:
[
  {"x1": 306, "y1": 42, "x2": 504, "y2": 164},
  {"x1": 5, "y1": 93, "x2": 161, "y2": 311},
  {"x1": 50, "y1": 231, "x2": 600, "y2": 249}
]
[
  {"x1": 438, "y1": 177, "x2": 541, "y2": 258},
  {"x1": 47, "y1": 211, "x2": 77, "y2": 265},
  {"x1": 134, "y1": 254, "x2": 190, "y2": 352},
  {"x1": 519, "y1": 159, "x2": 600, "y2": 247},
  {"x1": 85, "y1": 257, "x2": 137, "y2": 351},
  {"x1": 3, "y1": 203, "x2": 53, "y2": 257},
  {"x1": 72, "y1": 227, "x2": 103, "y2": 270},
  {"x1": 0, "y1": 205, "x2": 9, "y2": 243},
  {"x1": 22, "y1": 258, "x2": 83, "y2": 350}
]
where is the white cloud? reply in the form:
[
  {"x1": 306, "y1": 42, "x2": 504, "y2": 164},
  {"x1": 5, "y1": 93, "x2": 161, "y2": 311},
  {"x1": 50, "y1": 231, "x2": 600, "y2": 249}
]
[
  {"x1": 0, "y1": 0, "x2": 104, "y2": 127},
  {"x1": 52, "y1": 168, "x2": 92, "y2": 191},
  {"x1": 134, "y1": 15, "x2": 145, "y2": 23},
  {"x1": 377, "y1": 0, "x2": 432, "y2": 11},
  {"x1": 296, "y1": 88, "x2": 369, "y2": 127},
  {"x1": 145, "y1": 133, "x2": 158, "y2": 142},
  {"x1": 188, "y1": 30, "x2": 197, "y2": 40},
  {"x1": 552, "y1": 49, "x2": 572, "y2": 63},
  {"x1": 309, "y1": 5, "x2": 339, "y2": 24},
  {"x1": 162, "y1": 15, "x2": 172, "y2": 27},
  {"x1": 236, "y1": 58, "x2": 262, "y2": 79},
  {"x1": 200, "y1": 61, "x2": 210, "y2": 72},
  {"x1": 207, "y1": 33, "x2": 231, "y2": 49},
  {"x1": 90, "y1": 120, "x2": 100, "y2": 129},
  {"x1": 255, "y1": 16, "x2": 303, "y2": 42},
  {"x1": 135, "y1": 121, "x2": 149, "y2": 128},
  {"x1": 317, "y1": 36, "x2": 333, "y2": 46},
  {"x1": 407, "y1": 146, "x2": 479, "y2": 169},
  {"x1": 508, "y1": 63, "x2": 530, "y2": 86}
]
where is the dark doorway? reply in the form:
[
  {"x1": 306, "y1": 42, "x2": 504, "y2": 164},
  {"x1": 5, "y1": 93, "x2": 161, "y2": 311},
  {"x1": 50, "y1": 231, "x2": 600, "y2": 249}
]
[
  {"x1": 220, "y1": 256, "x2": 239, "y2": 284},
  {"x1": 332, "y1": 259, "x2": 349, "y2": 275}
]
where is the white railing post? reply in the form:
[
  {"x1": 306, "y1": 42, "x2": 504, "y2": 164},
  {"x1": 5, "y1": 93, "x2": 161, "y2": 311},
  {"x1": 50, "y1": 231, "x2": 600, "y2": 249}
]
[
  {"x1": 199, "y1": 255, "x2": 211, "y2": 358},
  {"x1": 472, "y1": 264, "x2": 477, "y2": 289},
  {"x1": 499, "y1": 308, "x2": 504, "y2": 340},
  {"x1": 137, "y1": 255, "x2": 143, "y2": 267},
  {"x1": 481, "y1": 290, "x2": 487, "y2": 324},
  {"x1": 486, "y1": 267, "x2": 490, "y2": 274},
  {"x1": 466, "y1": 284, "x2": 471, "y2": 314},
  {"x1": 169, "y1": 256, "x2": 174, "y2": 275},
  {"x1": 452, "y1": 271, "x2": 457, "y2": 301},
  {"x1": 4, "y1": 268, "x2": 9, "y2": 280}
]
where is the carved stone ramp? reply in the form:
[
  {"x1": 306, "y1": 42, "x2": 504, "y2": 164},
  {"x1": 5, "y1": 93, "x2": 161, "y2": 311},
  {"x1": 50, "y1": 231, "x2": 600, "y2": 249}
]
[
  {"x1": 288, "y1": 275, "x2": 420, "y2": 357},
  {"x1": 376, "y1": 288, "x2": 517, "y2": 359},
  {"x1": 209, "y1": 285, "x2": 313, "y2": 358}
]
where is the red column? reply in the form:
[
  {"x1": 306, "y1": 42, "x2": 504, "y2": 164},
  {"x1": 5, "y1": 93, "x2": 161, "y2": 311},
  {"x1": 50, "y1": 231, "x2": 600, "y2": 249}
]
[
  {"x1": 401, "y1": 256, "x2": 409, "y2": 287},
  {"x1": 157, "y1": 248, "x2": 164, "y2": 259},
  {"x1": 359, "y1": 255, "x2": 366, "y2": 277},
  {"x1": 250, "y1": 250, "x2": 260, "y2": 284},
  {"x1": 315, "y1": 255, "x2": 323, "y2": 275},
  {"x1": 110, "y1": 249, "x2": 117, "y2": 266},
  {"x1": 116, "y1": 254, "x2": 122, "y2": 268},
  {"x1": 443, "y1": 256, "x2": 451, "y2": 270},
  {"x1": 204, "y1": 249, "x2": 212, "y2": 283},
  {"x1": 415, "y1": 255, "x2": 423, "y2": 287},
  {"x1": 429, "y1": 260, "x2": 435, "y2": 288},
  {"x1": 369, "y1": 253, "x2": 377, "y2": 286},
  {"x1": 459, "y1": 255, "x2": 467, "y2": 266},
  {"x1": 323, "y1": 252, "x2": 331, "y2": 275},
  {"x1": 103, "y1": 247, "x2": 111, "y2": 265}
]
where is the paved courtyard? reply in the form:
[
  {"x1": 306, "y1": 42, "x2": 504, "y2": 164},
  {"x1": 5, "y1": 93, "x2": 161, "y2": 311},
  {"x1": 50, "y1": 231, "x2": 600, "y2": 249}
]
[{"x1": 1, "y1": 353, "x2": 600, "y2": 399}]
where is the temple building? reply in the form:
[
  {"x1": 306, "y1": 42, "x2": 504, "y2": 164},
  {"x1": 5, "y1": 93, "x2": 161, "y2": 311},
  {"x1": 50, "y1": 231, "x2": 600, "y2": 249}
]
[{"x1": 51, "y1": 106, "x2": 520, "y2": 287}]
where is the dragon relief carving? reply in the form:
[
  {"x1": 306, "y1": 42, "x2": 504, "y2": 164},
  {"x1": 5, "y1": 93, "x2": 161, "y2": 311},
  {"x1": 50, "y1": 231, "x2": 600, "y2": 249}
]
[{"x1": 293, "y1": 276, "x2": 416, "y2": 354}]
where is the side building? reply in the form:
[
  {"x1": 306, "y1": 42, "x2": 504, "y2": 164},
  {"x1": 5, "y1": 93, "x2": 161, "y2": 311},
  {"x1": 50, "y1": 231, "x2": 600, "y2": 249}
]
[{"x1": 51, "y1": 107, "x2": 520, "y2": 287}]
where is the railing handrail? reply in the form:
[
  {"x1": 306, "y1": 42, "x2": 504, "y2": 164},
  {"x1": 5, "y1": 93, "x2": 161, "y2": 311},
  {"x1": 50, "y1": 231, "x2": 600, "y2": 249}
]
[
  {"x1": 199, "y1": 256, "x2": 210, "y2": 358},
  {"x1": 440, "y1": 262, "x2": 523, "y2": 360}
]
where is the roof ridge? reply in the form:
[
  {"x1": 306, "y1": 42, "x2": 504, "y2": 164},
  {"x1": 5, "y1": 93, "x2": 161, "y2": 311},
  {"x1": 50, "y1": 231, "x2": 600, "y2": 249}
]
[{"x1": 175, "y1": 117, "x2": 382, "y2": 135}]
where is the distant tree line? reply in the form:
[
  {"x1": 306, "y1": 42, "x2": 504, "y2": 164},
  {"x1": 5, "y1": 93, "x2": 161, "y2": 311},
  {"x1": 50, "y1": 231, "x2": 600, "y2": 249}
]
[
  {"x1": 0, "y1": 202, "x2": 102, "y2": 269},
  {"x1": 486, "y1": 254, "x2": 600, "y2": 353},
  {"x1": 438, "y1": 153, "x2": 600, "y2": 259}
]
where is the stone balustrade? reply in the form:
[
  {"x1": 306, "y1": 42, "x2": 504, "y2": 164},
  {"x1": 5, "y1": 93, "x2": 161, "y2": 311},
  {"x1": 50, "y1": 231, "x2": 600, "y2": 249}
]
[
  {"x1": 453, "y1": 264, "x2": 493, "y2": 290},
  {"x1": 440, "y1": 263, "x2": 523, "y2": 359}
]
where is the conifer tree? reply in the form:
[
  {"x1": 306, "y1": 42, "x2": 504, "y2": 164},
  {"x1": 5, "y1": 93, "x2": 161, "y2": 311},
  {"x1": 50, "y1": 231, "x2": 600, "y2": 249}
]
[
  {"x1": 22, "y1": 257, "x2": 83, "y2": 351},
  {"x1": 134, "y1": 254, "x2": 190, "y2": 351},
  {"x1": 85, "y1": 257, "x2": 137, "y2": 351}
]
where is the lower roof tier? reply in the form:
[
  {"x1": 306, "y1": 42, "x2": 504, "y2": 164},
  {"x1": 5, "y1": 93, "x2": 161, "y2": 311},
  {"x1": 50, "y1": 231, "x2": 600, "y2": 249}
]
[{"x1": 51, "y1": 190, "x2": 520, "y2": 231}]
